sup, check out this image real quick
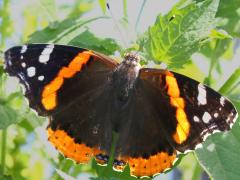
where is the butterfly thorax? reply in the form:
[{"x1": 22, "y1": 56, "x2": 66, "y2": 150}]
[{"x1": 112, "y1": 53, "x2": 141, "y2": 103}]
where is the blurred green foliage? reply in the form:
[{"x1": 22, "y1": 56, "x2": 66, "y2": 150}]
[{"x1": 0, "y1": 0, "x2": 239, "y2": 180}]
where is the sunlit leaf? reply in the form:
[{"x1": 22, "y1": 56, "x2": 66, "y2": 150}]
[{"x1": 144, "y1": 0, "x2": 220, "y2": 68}]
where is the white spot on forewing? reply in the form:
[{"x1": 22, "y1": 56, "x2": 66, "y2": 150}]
[
  {"x1": 193, "y1": 116, "x2": 200, "y2": 122},
  {"x1": 21, "y1": 62, "x2": 26, "y2": 68},
  {"x1": 27, "y1": 67, "x2": 36, "y2": 77},
  {"x1": 202, "y1": 112, "x2": 212, "y2": 123},
  {"x1": 220, "y1": 97, "x2": 225, "y2": 106},
  {"x1": 207, "y1": 143, "x2": 215, "y2": 152},
  {"x1": 197, "y1": 83, "x2": 207, "y2": 105},
  {"x1": 20, "y1": 55, "x2": 23, "y2": 59},
  {"x1": 214, "y1": 113, "x2": 219, "y2": 118},
  {"x1": 39, "y1": 44, "x2": 54, "y2": 64},
  {"x1": 38, "y1": 75, "x2": 44, "y2": 81},
  {"x1": 20, "y1": 45, "x2": 27, "y2": 54}
]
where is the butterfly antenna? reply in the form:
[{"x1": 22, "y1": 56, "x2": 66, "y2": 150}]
[{"x1": 106, "y1": 3, "x2": 128, "y2": 48}]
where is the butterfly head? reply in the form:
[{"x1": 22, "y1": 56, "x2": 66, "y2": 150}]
[{"x1": 123, "y1": 52, "x2": 140, "y2": 65}]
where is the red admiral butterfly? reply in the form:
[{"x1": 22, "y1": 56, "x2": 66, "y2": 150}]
[{"x1": 4, "y1": 44, "x2": 238, "y2": 177}]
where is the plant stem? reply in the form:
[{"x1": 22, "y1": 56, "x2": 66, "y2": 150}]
[
  {"x1": 135, "y1": 0, "x2": 147, "y2": 31},
  {"x1": 219, "y1": 67, "x2": 240, "y2": 95},
  {"x1": 1, "y1": 129, "x2": 7, "y2": 175},
  {"x1": 123, "y1": 0, "x2": 127, "y2": 18},
  {"x1": 108, "y1": 132, "x2": 119, "y2": 167}
]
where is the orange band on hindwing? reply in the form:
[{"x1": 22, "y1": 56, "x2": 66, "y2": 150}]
[
  {"x1": 165, "y1": 72, "x2": 190, "y2": 144},
  {"x1": 114, "y1": 151, "x2": 176, "y2": 177},
  {"x1": 48, "y1": 128, "x2": 106, "y2": 164},
  {"x1": 41, "y1": 51, "x2": 92, "y2": 110}
]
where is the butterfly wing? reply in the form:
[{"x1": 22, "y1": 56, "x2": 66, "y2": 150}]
[
  {"x1": 114, "y1": 68, "x2": 238, "y2": 177},
  {"x1": 114, "y1": 78, "x2": 177, "y2": 177},
  {"x1": 4, "y1": 44, "x2": 118, "y2": 163},
  {"x1": 4, "y1": 44, "x2": 118, "y2": 116},
  {"x1": 139, "y1": 68, "x2": 238, "y2": 151}
]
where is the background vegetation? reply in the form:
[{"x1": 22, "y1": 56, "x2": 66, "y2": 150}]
[{"x1": 0, "y1": 0, "x2": 240, "y2": 179}]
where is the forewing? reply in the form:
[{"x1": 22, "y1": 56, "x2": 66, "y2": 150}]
[
  {"x1": 4, "y1": 44, "x2": 118, "y2": 116},
  {"x1": 139, "y1": 68, "x2": 238, "y2": 152}
]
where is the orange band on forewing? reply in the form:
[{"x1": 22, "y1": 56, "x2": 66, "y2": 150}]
[
  {"x1": 42, "y1": 77, "x2": 64, "y2": 98},
  {"x1": 42, "y1": 92, "x2": 57, "y2": 110},
  {"x1": 166, "y1": 76, "x2": 180, "y2": 98},
  {"x1": 69, "y1": 53, "x2": 91, "y2": 71},
  {"x1": 118, "y1": 151, "x2": 176, "y2": 177},
  {"x1": 165, "y1": 73, "x2": 190, "y2": 144},
  {"x1": 58, "y1": 67, "x2": 75, "y2": 78},
  {"x1": 41, "y1": 51, "x2": 92, "y2": 110}
]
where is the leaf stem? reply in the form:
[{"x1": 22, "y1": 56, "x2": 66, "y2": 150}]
[
  {"x1": 219, "y1": 67, "x2": 240, "y2": 95},
  {"x1": 1, "y1": 128, "x2": 7, "y2": 175}
]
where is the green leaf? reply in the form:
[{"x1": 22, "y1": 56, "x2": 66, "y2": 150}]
[
  {"x1": 216, "y1": 0, "x2": 240, "y2": 37},
  {"x1": 28, "y1": 16, "x2": 107, "y2": 44},
  {"x1": 0, "y1": 104, "x2": 18, "y2": 129},
  {"x1": 195, "y1": 121, "x2": 240, "y2": 180},
  {"x1": 68, "y1": 30, "x2": 120, "y2": 55},
  {"x1": 144, "y1": 0, "x2": 220, "y2": 68},
  {"x1": 98, "y1": 0, "x2": 106, "y2": 14}
]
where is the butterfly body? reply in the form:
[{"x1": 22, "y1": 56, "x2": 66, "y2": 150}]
[{"x1": 4, "y1": 44, "x2": 238, "y2": 178}]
